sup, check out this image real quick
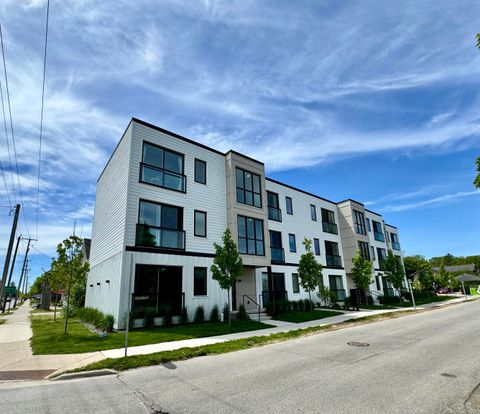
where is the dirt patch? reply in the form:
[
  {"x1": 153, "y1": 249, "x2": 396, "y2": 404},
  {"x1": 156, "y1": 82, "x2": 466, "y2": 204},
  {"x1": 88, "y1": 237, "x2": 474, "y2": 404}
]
[{"x1": 0, "y1": 369, "x2": 56, "y2": 381}]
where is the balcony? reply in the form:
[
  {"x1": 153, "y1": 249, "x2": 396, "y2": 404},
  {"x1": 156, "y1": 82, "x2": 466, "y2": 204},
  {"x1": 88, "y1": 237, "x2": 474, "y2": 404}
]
[
  {"x1": 322, "y1": 221, "x2": 338, "y2": 234},
  {"x1": 374, "y1": 231, "x2": 385, "y2": 242},
  {"x1": 140, "y1": 162, "x2": 186, "y2": 193},
  {"x1": 326, "y1": 254, "x2": 342, "y2": 268},
  {"x1": 270, "y1": 247, "x2": 285, "y2": 263},
  {"x1": 268, "y1": 206, "x2": 282, "y2": 222},
  {"x1": 136, "y1": 224, "x2": 185, "y2": 250},
  {"x1": 392, "y1": 241, "x2": 401, "y2": 250}
]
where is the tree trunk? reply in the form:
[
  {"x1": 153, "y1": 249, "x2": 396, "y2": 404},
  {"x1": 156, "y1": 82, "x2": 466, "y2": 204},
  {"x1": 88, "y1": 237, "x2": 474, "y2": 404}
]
[
  {"x1": 308, "y1": 291, "x2": 312, "y2": 309},
  {"x1": 63, "y1": 288, "x2": 70, "y2": 334},
  {"x1": 227, "y1": 287, "x2": 231, "y2": 326},
  {"x1": 54, "y1": 300, "x2": 57, "y2": 322}
]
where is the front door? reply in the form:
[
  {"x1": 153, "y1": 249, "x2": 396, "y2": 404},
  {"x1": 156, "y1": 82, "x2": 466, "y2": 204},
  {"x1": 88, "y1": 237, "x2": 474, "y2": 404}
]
[
  {"x1": 261, "y1": 272, "x2": 286, "y2": 305},
  {"x1": 133, "y1": 264, "x2": 183, "y2": 317}
]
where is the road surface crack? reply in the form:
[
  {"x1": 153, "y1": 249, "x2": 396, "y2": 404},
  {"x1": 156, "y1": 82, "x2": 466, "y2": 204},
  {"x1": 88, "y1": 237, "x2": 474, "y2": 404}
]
[{"x1": 116, "y1": 375, "x2": 167, "y2": 414}]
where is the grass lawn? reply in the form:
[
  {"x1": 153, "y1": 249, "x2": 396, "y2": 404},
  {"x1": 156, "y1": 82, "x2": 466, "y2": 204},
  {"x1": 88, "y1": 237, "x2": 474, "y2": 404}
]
[
  {"x1": 393, "y1": 295, "x2": 458, "y2": 307},
  {"x1": 31, "y1": 308, "x2": 54, "y2": 313},
  {"x1": 30, "y1": 316, "x2": 272, "y2": 355},
  {"x1": 0, "y1": 319, "x2": 5, "y2": 325},
  {"x1": 274, "y1": 310, "x2": 343, "y2": 323},
  {"x1": 74, "y1": 309, "x2": 423, "y2": 373}
]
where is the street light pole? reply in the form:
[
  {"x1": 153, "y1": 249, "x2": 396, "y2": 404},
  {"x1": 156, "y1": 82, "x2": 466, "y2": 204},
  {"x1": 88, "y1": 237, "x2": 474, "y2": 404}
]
[{"x1": 408, "y1": 279, "x2": 416, "y2": 310}]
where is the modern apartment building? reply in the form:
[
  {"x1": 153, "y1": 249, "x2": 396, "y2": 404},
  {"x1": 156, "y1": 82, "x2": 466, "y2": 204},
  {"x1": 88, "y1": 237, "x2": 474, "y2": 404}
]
[{"x1": 85, "y1": 118, "x2": 405, "y2": 328}]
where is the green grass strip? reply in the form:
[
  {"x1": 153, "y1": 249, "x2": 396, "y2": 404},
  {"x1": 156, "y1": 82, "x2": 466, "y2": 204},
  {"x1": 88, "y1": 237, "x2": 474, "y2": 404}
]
[
  {"x1": 73, "y1": 310, "x2": 417, "y2": 373},
  {"x1": 274, "y1": 310, "x2": 343, "y2": 323}
]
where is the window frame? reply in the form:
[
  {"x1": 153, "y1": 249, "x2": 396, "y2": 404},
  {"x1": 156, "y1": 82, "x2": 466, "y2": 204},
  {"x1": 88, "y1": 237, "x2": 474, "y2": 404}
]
[
  {"x1": 286, "y1": 196, "x2": 293, "y2": 215},
  {"x1": 237, "y1": 215, "x2": 265, "y2": 256},
  {"x1": 353, "y1": 210, "x2": 367, "y2": 235},
  {"x1": 310, "y1": 204, "x2": 317, "y2": 221},
  {"x1": 235, "y1": 167, "x2": 262, "y2": 208},
  {"x1": 193, "y1": 267, "x2": 208, "y2": 296},
  {"x1": 292, "y1": 273, "x2": 300, "y2": 294},
  {"x1": 194, "y1": 210, "x2": 207, "y2": 238},
  {"x1": 314, "y1": 238, "x2": 321, "y2": 255},
  {"x1": 140, "y1": 141, "x2": 186, "y2": 193},
  {"x1": 358, "y1": 241, "x2": 371, "y2": 261},
  {"x1": 194, "y1": 158, "x2": 207, "y2": 185},
  {"x1": 288, "y1": 233, "x2": 297, "y2": 253}
]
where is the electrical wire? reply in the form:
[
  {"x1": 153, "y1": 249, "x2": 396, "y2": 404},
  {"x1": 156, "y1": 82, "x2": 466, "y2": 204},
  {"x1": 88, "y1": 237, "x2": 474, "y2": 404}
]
[
  {"x1": 35, "y1": 0, "x2": 50, "y2": 240},
  {"x1": 0, "y1": 24, "x2": 31, "y2": 238}
]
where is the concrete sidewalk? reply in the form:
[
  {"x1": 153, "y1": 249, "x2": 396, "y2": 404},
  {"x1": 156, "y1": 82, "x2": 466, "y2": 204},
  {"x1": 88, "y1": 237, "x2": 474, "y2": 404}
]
[{"x1": 0, "y1": 296, "x2": 473, "y2": 380}]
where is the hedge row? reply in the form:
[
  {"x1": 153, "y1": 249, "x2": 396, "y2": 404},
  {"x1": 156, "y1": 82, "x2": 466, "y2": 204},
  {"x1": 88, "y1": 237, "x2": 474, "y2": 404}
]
[{"x1": 77, "y1": 307, "x2": 114, "y2": 332}]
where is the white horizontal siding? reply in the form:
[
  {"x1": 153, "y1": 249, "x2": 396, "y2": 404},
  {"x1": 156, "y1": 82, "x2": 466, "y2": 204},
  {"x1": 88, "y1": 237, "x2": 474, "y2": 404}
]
[{"x1": 124, "y1": 122, "x2": 227, "y2": 253}]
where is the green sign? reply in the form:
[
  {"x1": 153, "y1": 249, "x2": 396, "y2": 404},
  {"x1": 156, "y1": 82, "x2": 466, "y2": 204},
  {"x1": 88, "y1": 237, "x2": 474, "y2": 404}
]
[{"x1": 4, "y1": 286, "x2": 16, "y2": 296}]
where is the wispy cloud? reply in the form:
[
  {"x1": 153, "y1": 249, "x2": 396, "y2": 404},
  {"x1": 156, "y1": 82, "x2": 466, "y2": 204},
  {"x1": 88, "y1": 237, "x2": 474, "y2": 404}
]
[{"x1": 380, "y1": 190, "x2": 480, "y2": 212}]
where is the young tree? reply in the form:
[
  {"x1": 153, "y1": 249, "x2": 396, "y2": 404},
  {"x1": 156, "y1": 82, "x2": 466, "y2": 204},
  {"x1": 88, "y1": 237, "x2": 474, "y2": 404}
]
[
  {"x1": 211, "y1": 228, "x2": 243, "y2": 326},
  {"x1": 383, "y1": 250, "x2": 406, "y2": 302},
  {"x1": 403, "y1": 254, "x2": 428, "y2": 279},
  {"x1": 417, "y1": 262, "x2": 435, "y2": 299},
  {"x1": 435, "y1": 263, "x2": 451, "y2": 288},
  {"x1": 474, "y1": 156, "x2": 480, "y2": 189},
  {"x1": 298, "y1": 238, "x2": 323, "y2": 304},
  {"x1": 351, "y1": 251, "x2": 373, "y2": 309},
  {"x1": 49, "y1": 236, "x2": 89, "y2": 333}
]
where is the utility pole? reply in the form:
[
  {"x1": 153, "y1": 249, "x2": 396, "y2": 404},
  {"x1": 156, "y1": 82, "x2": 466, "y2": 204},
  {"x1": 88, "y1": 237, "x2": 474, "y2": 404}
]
[
  {"x1": 14, "y1": 238, "x2": 31, "y2": 308},
  {"x1": 2, "y1": 235, "x2": 21, "y2": 313},
  {"x1": 24, "y1": 262, "x2": 29, "y2": 299},
  {"x1": 0, "y1": 204, "x2": 20, "y2": 309}
]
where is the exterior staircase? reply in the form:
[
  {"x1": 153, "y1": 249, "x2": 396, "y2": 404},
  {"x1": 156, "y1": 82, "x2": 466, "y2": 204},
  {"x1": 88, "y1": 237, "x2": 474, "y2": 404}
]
[{"x1": 246, "y1": 308, "x2": 271, "y2": 322}]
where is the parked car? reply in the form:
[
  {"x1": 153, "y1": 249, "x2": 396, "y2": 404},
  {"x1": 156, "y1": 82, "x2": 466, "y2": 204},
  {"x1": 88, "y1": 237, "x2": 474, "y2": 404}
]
[{"x1": 437, "y1": 287, "x2": 451, "y2": 294}]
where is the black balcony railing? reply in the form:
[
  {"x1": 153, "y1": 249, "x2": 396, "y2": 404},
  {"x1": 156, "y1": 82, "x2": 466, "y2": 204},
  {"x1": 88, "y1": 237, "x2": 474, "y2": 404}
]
[
  {"x1": 326, "y1": 254, "x2": 343, "y2": 268},
  {"x1": 140, "y1": 162, "x2": 186, "y2": 193},
  {"x1": 270, "y1": 247, "x2": 285, "y2": 263},
  {"x1": 136, "y1": 224, "x2": 185, "y2": 250},
  {"x1": 374, "y1": 231, "x2": 385, "y2": 242},
  {"x1": 322, "y1": 221, "x2": 338, "y2": 234},
  {"x1": 268, "y1": 206, "x2": 282, "y2": 222},
  {"x1": 392, "y1": 241, "x2": 401, "y2": 250}
]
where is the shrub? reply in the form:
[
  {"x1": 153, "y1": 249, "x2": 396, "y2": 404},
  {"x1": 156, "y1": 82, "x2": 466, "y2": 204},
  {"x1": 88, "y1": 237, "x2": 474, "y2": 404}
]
[
  {"x1": 298, "y1": 299, "x2": 305, "y2": 311},
  {"x1": 180, "y1": 307, "x2": 189, "y2": 324},
  {"x1": 210, "y1": 305, "x2": 220, "y2": 322},
  {"x1": 223, "y1": 303, "x2": 229, "y2": 322},
  {"x1": 343, "y1": 296, "x2": 351, "y2": 310},
  {"x1": 366, "y1": 295, "x2": 374, "y2": 306},
  {"x1": 144, "y1": 309, "x2": 156, "y2": 329},
  {"x1": 194, "y1": 305, "x2": 205, "y2": 324},
  {"x1": 163, "y1": 307, "x2": 173, "y2": 327},
  {"x1": 304, "y1": 299, "x2": 313, "y2": 311},
  {"x1": 76, "y1": 307, "x2": 115, "y2": 332},
  {"x1": 292, "y1": 300, "x2": 298, "y2": 311},
  {"x1": 378, "y1": 295, "x2": 401, "y2": 305},
  {"x1": 237, "y1": 304, "x2": 250, "y2": 320}
]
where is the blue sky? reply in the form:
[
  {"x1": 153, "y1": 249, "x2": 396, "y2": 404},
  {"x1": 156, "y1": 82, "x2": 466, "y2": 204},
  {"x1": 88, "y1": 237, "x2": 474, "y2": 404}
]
[{"x1": 0, "y1": 0, "x2": 479, "y2": 289}]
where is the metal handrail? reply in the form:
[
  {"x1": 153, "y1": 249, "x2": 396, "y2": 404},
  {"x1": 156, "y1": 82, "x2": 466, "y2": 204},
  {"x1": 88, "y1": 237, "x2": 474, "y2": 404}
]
[{"x1": 242, "y1": 294, "x2": 261, "y2": 322}]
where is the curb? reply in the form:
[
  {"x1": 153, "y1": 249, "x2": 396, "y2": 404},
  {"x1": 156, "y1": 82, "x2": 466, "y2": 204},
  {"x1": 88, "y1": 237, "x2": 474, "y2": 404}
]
[{"x1": 49, "y1": 369, "x2": 117, "y2": 381}]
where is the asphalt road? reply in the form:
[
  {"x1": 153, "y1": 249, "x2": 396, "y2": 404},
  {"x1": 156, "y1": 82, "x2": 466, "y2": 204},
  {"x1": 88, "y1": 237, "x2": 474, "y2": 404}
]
[{"x1": 1, "y1": 300, "x2": 480, "y2": 413}]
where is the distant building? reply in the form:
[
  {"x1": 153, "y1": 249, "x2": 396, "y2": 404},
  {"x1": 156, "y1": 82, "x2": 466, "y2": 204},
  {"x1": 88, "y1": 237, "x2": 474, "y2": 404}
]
[{"x1": 85, "y1": 118, "x2": 406, "y2": 329}]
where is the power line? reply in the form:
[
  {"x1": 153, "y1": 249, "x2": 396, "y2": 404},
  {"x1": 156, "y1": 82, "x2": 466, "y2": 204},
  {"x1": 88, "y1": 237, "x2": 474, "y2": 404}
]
[
  {"x1": 0, "y1": 60, "x2": 16, "y2": 205},
  {"x1": 30, "y1": 244, "x2": 53, "y2": 261},
  {"x1": 35, "y1": 0, "x2": 50, "y2": 240},
  {"x1": 0, "y1": 159, "x2": 12, "y2": 206},
  {"x1": 0, "y1": 24, "x2": 31, "y2": 238}
]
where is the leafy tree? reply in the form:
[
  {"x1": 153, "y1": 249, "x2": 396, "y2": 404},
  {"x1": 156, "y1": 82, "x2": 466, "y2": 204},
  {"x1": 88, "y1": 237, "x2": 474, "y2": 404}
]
[
  {"x1": 297, "y1": 238, "x2": 323, "y2": 303},
  {"x1": 351, "y1": 251, "x2": 373, "y2": 309},
  {"x1": 417, "y1": 262, "x2": 435, "y2": 298},
  {"x1": 383, "y1": 250, "x2": 406, "y2": 302},
  {"x1": 474, "y1": 157, "x2": 480, "y2": 189},
  {"x1": 28, "y1": 275, "x2": 44, "y2": 296},
  {"x1": 435, "y1": 263, "x2": 451, "y2": 287},
  {"x1": 403, "y1": 254, "x2": 428, "y2": 278},
  {"x1": 49, "y1": 236, "x2": 90, "y2": 333},
  {"x1": 211, "y1": 228, "x2": 243, "y2": 326}
]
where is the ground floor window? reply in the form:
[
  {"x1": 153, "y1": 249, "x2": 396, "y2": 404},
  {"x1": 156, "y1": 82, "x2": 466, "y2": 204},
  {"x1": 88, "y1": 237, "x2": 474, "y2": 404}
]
[
  {"x1": 132, "y1": 264, "x2": 183, "y2": 317},
  {"x1": 194, "y1": 267, "x2": 207, "y2": 296},
  {"x1": 329, "y1": 275, "x2": 345, "y2": 300}
]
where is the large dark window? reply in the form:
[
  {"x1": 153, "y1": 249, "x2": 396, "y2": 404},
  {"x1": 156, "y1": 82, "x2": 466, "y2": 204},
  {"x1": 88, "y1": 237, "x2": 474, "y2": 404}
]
[
  {"x1": 289, "y1": 233, "x2": 296, "y2": 252},
  {"x1": 286, "y1": 196, "x2": 293, "y2": 215},
  {"x1": 269, "y1": 230, "x2": 284, "y2": 263},
  {"x1": 358, "y1": 241, "x2": 370, "y2": 261},
  {"x1": 373, "y1": 220, "x2": 385, "y2": 242},
  {"x1": 194, "y1": 267, "x2": 207, "y2": 296},
  {"x1": 194, "y1": 159, "x2": 206, "y2": 184},
  {"x1": 325, "y1": 241, "x2": 342, "y2": 267},
  {"x1": 390, "y1": 232, "x2": 400, "y2": 250},
  {"x1": 377, "y1": 247, "x2": 387, "y2": 269},
  {"x1": 314, "y1": 238, "x2": 321, "y2": 255},
  {"x1": 310, "y1": 205, "x2": 317, "y2": 221},
  {"x1": 353, "y1": 210, "x2": 366, "y2": 235},
  {"x1": 237, "y1": 216, "x2": 264, "y2": 255},
  {"x1": 329, "y1": 275, "x2": 345, "y2": 300},
  {"x1": 292, "y1": 273, "x2": 300, "y2": 293},
  {"x1": 140, "y1": 142, "x2": 185, "y2": 192},
  {"x1": 236, "y1": 168, "x2": 262, "y2": 208},
  {"x1": 194, "y1": 210, "x2": 207, "y2": 237},
  {"x1": 321, "y1": 208, "x2": 338, "y2": 234},
  {"x1": 137, "y1": 200, "x2": 184, "y2": 249},
  {"x1": 267, "y1": 191, "x2": 282, "y2": 222},
  {"x1": 366, "y1": 218, "x2": 371, "y2": 232}
]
